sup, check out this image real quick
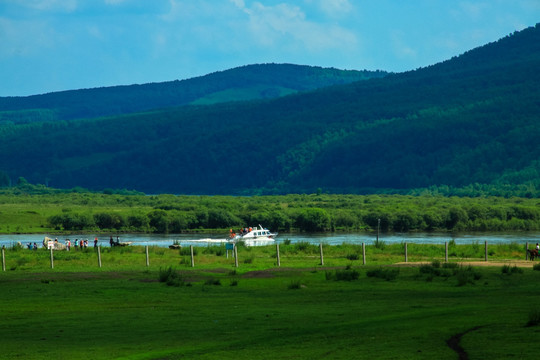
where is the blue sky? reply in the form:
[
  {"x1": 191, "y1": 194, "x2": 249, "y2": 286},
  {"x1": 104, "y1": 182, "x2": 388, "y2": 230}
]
[{"x1": 1, "y1": 0, "x2": 539, "y2": 96}]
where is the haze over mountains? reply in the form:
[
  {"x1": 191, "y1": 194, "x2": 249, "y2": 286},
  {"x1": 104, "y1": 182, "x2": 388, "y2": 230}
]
[{"x1": 0, "y1": 24, "x2": 539, "y2": 196}]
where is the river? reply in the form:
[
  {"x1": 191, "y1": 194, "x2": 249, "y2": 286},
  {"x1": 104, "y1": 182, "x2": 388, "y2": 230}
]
[{"x1": 1, "y1": 231, "x2": 539, "y2": 249}]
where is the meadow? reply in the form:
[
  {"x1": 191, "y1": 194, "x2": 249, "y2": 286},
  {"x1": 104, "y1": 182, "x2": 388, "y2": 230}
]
[{"x1": 1, "y1": 243, "x2": 539, "y2": 359}]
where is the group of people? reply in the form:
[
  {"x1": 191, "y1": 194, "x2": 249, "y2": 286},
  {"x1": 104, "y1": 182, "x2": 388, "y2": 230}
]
[
  {"x1": 26, "y1": 242, "x2": 38, "y2": 250},
  {"x1": 109, "y1": 236, "x2": 122, "y2": 247},
  {"x1": 26, "y1": 236, "x2": 119, "y2": 250},
  {"x1": 229, "y1": 227, "x2": 253, "y2": 238},
  {"x1": 64, "y1": 238, "x2": 92, "y2": 251}
]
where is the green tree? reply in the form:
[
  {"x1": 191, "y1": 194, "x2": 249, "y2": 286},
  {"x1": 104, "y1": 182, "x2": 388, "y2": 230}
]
[{"x1": 295, "y1": 208, "x2": 331, "y2": 232}]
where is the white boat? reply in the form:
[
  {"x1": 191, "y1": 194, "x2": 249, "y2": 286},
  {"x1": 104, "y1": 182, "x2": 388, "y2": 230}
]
[
  {"x1": 231, "y1": 225, "x2": 277, "y2": 246},
  {"x1": 173, "y1": 225, "x2": 277, "y2": 247}
]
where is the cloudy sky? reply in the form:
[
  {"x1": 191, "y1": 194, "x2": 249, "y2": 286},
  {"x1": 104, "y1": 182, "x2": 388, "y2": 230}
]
[{"x1": 1, "y1": 0, "x2": 539, "y2": 96}]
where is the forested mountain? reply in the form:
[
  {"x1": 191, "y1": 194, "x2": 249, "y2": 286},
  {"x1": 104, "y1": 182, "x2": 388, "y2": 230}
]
[
  {"x1": 0, "y1": 24, "x2": 539, "y2": 195},
  {"x1": 0, "y1": 64, "x2": 385, "y2": 123}
]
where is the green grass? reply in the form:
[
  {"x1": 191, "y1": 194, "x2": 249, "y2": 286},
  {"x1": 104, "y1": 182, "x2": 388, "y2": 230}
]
[{"x1": 1, "y1": 262, "x2": 539, "y2": 359}]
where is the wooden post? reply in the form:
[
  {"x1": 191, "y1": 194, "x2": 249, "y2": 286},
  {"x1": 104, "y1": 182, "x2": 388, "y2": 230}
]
[
  {"x1": 485, "y1": 241, "x2": 488, "y2": 262},
  {"x1": 145, "y1": 245, "x2": 150, "y2": 267},
  {"x1": 190, "y1": 245, "x2": 194, "y2": 268},
  {"x1": 445, "y1": 242, "x2": 448, "y2": 263},
  {"x1": 234, "y1": 244, "x2": 238, "y2": 268},
  {"x1": 50, "y1": 248, "x2": 54, "y2": 269},
  {"x1": 526, "y1": 242, "x2": 529, "y2": 260},
  {"x1": 404, "y1": 242, "x2": 408, "y2": 263},
  {"x1": 362, "y1": 242, "x2": 366, "y2": 265},
  {"x1": 319, "y1": 243, "x2": 324, "y2": 266},
  {"x1": 276, "y1": 243, "x2": 280, "y2": 267},
  {"x1": 97, "y1": 246, "x2": 102, "y2": 268},
  {"x1": 1, "y1": 246, "x2": 5, "y2": 272}
]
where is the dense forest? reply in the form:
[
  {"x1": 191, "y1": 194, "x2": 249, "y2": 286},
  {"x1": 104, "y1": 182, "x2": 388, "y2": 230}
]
[{"x1": 0, "y1": 25, "x2": 539, "y2": 196}]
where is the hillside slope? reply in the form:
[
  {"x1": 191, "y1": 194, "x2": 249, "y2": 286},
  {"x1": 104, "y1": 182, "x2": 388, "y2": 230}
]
[
  {"x1": 0, "y1": 25, "x2": 539, "y2": 195},
  {"x1": 0, "y1": 64, "x2": 385, "y2": 123}
]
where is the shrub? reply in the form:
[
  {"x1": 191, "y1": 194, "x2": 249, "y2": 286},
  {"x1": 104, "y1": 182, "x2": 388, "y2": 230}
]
[
  {"x1": 230, "y1": 279, "x2": 238, "y2": 286},
  {"x1": 325, "y1": 271, "x2": 334, "y2": 281},
  {"x1": 502, "y1": 265, "x2": 524, "y2": 275},
  {"x1": 455, "y1": 266, "x2": 481, "y2": 286},
  {"x1": 288, "y1": 280, "x2": 302, "y2": 289},
  {"x1": 367, "y1": 268, "x2": 399, "y2": 281},
  {"x1": 346, "y1": 253, "x2": 359, "y2": 261},
  {"x1": 374, "y1": 239, "x2": 386, "y2": 250},
  {"x1": 533, "y1": 263, "x2": 540, "y2": 271},
  {"x1": 180, "y1": 247, "x2": 198, "y2": 256},
  {"x1": 526, "y1": 308, "x2": 540, "y2": 327},
  {"x1": 442, "y1": 262, "x2": 458, "y2": 269},
  {"x1": 158, "y1": 266, "x2": 185, "y2": 287},
  {"x1": 335, "y1": 269, "x2": 360, "y2": 281},
  {"x1": 283, "y1": 239, "x2": 291, "y2": 245},
  {"x1": 204, "y1": 278, "x2": 221, "y2": 286},
  {"x1": 295, "y1": 241, "x2": 311, "y2": 252}
]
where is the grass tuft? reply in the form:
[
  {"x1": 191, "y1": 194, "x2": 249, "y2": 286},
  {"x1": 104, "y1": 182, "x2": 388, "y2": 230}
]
[
  {"x1": 158, "y1": 266, "x2": 185, "y2": 287},
  {"x1": 526, "y1": 308, "x2": 540, "y2": 327}
]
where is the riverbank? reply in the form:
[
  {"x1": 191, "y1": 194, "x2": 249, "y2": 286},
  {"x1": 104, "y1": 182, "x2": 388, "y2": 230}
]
[{"x1": 2, "y1": 231, "x2": 540, "y2": 250}]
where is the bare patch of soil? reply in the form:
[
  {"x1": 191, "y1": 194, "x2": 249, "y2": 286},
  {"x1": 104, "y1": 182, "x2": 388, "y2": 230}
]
[{"x1": 394, "y1": 260, "x2": 535, "y2": 268}]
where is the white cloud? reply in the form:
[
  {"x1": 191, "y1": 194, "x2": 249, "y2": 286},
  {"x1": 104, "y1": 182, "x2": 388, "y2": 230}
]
[
  {"x1": 457, "y1": 1, "x2": 490, "y2": 20},
  {"x1": 0, "y1": 17, "x2": 59, "y2": 58},
  {"x1": 234, "y1": 1, "x2": 357, "y2": 51},
  {"x1": 14, "y1": 0, "x2": 78, "y2": 12},
  {"x1": 104, "y1": 0, "x2": 127, "y2": 5},
  {"x1": 318, "y1": 0, "x2": 353, "y2": 17}
]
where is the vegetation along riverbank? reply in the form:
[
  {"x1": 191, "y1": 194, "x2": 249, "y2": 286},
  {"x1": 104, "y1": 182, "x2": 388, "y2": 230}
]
[{"x1": 1, "y1": 188, "x2": 540, "y2": 234}]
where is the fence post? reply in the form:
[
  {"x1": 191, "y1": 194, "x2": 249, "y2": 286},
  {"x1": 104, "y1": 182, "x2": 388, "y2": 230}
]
[
  {"x1": 445, "y1": 242, "x2": 448, "y2": 263},
  {"x1": 50, "y1": 248, "x2": 54, "y2": 269},
  {"x1": 276, "y1": 243, "x2": 280, "y2": 267},
  {"x1": 526, "y1": 242, "x2": 529, "y2": 260},
  {"x1": 97, "y1": 246, "x2": 102, "y2": 268},
  {"x1": 319, "y1": 243, "x2": 324, "y2": 266},
  {"x1": 234, "y1": 244, "x2": 238, "y2": 268},
  {"x1": 1, "y1": 246, "x2": 5, "y2": 272},
  {"x1": 362, "y1": 242, "x2": 366, "y2": 265},
  {"x1": 190, "y1": 245, "x2": 194, "y2": 267},
  {"x1": 485, "y1": 241, "x2": 488, "y2": 262},
  {"x1": 145, "y1": 245, "x2": 150, "y2": 267},
  {"x1": 404, "y1": 242, "x2": 408, "y2": 263}
]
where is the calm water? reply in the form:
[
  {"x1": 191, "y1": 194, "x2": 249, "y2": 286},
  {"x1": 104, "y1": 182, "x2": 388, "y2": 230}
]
[{"x1": 1, "y1": 232, "x2": 540, "y2": 249}]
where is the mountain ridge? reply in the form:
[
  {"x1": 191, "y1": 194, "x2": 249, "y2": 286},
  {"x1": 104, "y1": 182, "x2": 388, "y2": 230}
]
[
  {"x1": 0, "y1": 64, "x2": 386, "y2": 122},
  {"x1": 0, "y1": 24, "x2": 539, "y2": 195}
]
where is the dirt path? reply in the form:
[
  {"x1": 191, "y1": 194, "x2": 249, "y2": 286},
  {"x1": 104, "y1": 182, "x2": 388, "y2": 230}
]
[{"x1": 446, "y1": 326, "x2": 484, "y2": 360}]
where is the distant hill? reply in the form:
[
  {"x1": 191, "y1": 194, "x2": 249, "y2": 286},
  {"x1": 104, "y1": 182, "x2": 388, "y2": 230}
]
[
  {"x1": 0, "y1": 24, "x2": 539, "y2": 195},
  {"x1": 0, "y1": 64, "x2": 386, "y2": 123}
]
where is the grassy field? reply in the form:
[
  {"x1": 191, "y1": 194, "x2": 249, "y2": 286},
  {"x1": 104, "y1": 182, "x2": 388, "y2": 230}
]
[{"x1": 1, "y1": 244, "x2": 540, "y2": 359}]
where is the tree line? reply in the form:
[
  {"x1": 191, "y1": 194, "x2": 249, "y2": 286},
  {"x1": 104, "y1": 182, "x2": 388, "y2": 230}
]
[{"x1": 19, "y1": 192, "x2": 540, "y2": 233}]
